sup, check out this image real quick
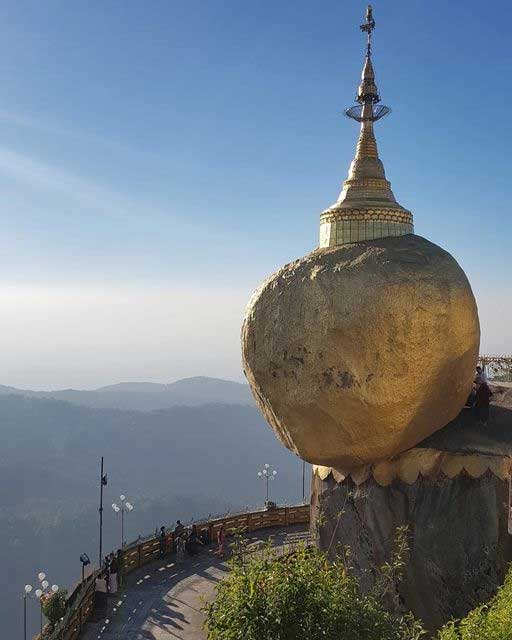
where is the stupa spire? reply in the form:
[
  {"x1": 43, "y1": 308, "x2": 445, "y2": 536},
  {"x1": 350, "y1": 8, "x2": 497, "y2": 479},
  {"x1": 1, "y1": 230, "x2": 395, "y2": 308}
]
[{"x1": 319, "y1": 5, "x2": 414, "y2": 248}]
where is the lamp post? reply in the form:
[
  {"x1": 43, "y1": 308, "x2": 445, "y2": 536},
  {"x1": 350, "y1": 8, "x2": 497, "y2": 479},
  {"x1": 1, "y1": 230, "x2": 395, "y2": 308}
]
[
  {"x1": 257, "y1": 463, "x2": 277, "y2": 504},
  {"x1": 80, "y1": 554, "x2": 91, "y2": 584},
  {"x1": 26, "y1": 572, "x2": 59, "y2": 639},
  {"x1": 23, "y1": 584, "x2": 34, "y2": 640},
  {"x1": 112, "y1": 495, "x2": 134, "y2": 548},
  {"x1": 98, "y1": 457, "x2": 108, "y2": 568}
]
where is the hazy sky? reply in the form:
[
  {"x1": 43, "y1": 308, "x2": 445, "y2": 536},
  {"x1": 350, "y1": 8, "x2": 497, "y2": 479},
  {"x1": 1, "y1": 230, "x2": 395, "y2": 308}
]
[{"x1": 1, "y1": 1, "x2": 511, "y2": 389}]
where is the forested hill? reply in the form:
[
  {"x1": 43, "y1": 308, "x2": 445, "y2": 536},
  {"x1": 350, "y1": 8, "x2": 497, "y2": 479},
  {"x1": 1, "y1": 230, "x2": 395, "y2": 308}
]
[
  {"x1": 0, "y1": 375, "x2": 255, "y2": 410},
  {"x1": 0, "y1": 393, "x2": 305, "y2": 637}
]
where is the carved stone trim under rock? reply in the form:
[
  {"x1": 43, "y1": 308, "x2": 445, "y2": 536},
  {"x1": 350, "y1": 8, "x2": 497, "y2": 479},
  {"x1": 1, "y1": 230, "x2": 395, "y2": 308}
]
[{"x1": 313, "y1": 448, "x2": 512, "y2": 486}]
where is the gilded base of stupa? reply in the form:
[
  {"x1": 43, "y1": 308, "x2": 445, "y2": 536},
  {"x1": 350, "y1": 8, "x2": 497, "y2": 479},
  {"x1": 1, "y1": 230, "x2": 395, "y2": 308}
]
[{"x1": 310, "y1": 396, "x2": 512, "y2": 632}]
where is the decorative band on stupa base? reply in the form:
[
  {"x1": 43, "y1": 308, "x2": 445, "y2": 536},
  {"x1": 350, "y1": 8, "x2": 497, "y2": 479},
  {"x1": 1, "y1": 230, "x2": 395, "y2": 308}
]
[{"x1": 319, "y1": 208, "x2": 414, "y2": 247}]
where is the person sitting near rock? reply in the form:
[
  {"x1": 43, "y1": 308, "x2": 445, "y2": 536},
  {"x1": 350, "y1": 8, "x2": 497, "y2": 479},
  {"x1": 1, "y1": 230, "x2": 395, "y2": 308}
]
[{"x1": 474, "y1": 381, "x2": 493, "y2": 426}]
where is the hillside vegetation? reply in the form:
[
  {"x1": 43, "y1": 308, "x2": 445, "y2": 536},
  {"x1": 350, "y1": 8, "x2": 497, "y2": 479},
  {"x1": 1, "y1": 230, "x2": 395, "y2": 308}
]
[{"x1": 0, "y1": 390, "x2": 303, "y2": 637}]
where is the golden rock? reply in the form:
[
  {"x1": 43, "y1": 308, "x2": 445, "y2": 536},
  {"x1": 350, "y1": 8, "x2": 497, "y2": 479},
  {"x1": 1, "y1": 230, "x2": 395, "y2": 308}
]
[{"x1": 242, "y1": 234, "x2": 480, "y2": 469}]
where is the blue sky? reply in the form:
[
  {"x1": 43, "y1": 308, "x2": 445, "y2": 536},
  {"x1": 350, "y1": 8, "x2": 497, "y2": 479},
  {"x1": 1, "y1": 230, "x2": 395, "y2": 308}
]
[{"x1": 0, "y1": 0, "x2": 510, "y2": 388}]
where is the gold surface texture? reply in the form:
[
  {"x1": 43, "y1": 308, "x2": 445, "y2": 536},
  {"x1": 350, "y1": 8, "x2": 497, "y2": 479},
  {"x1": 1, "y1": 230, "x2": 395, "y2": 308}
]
[
  {"x1": 312, "y1": 449, "x2": 512, "y2": 487},
  {"x1": 242, "y1": 235, "x2": 480, "y2": 469}
]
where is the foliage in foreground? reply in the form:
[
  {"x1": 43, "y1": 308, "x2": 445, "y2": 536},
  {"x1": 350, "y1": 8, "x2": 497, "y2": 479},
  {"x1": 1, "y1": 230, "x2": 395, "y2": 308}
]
[
  {"x1": 437, "y1": 570, "x2": 512, "y2": 640},
  {"x1": 204, "y1": 534, "x2": 424, "y2": 640},
  {"x1": 205, "y1": 524, "x2": 512, "y2": 640},
  {"x1": 42, "y1": 589, "x2": 68, "y2": 632}
]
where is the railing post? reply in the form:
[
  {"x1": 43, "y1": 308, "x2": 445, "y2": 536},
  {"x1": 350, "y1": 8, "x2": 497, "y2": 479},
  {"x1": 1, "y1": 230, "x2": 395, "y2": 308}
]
[{"x1": 284, "y1": 506, "x2": 289, "y2": 526}]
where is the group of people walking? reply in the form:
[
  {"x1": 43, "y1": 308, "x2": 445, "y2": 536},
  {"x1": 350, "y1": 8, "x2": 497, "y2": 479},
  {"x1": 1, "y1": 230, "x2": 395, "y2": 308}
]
[
  {"x1": 174, "y1": 521, "x2": 203, "y2": 561},
  {"x1": 156, "y1": 519, "x2": 226, "y2": 563},
  {"x1": 94, "y1": 520, "x2": 227, "y2": 616}
]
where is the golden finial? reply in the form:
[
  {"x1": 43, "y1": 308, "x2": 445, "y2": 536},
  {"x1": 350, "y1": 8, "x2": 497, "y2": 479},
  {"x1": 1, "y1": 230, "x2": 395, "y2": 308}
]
[{"x1": 360, "y1": 4, "x2": 376, "y2": 57}]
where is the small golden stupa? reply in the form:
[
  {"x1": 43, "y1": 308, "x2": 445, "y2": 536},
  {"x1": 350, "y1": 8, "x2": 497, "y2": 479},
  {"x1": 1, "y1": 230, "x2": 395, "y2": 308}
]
[
  {"x1": 242, "y1": 5, "x2": 480, "y2": 470},
  {"x1": 319, "y1": 5, "x2": 413, "y2": 247}
]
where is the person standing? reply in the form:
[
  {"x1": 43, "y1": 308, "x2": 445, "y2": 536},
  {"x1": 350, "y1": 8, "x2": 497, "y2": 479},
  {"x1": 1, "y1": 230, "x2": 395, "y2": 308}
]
[
  {"x1": 109, "y1": 555, "x2": 118, "y2": 594},
  {"x1": 474, "y1": 366, "x2": 488, "y2": 388},
  {"x1": 475, "y1": 382, "x2": 493, "y2": 425},
  {"x1": 217, "y1": 524, "x2": 226, "y2": 558},
  {"x1": 159, "y1": 526, "x2": 166, "y2": 558},
  {"x1": 177, "y1": 533, "x2": 187, "y2": 563},
  {"x1": 187, "y1": 525, "x2": 203, "y2": 556}
]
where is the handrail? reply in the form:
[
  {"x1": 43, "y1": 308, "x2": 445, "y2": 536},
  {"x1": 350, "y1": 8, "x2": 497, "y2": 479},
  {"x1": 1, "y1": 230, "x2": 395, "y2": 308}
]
[{"x1": 41, "y1": 503, "x2": 310, "y2": 640}]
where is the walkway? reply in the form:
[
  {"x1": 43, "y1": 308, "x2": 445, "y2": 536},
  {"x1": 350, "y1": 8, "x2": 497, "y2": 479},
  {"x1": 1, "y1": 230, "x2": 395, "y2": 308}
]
[{"x1": 82, "y1": 524, "x2": 309, "y2": 640}]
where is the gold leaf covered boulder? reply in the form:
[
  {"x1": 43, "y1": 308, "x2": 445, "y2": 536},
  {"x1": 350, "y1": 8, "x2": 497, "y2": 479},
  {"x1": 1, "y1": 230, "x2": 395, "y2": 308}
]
[{"x1": 242, "y1": 234, "x2": 480, "y2": 469}]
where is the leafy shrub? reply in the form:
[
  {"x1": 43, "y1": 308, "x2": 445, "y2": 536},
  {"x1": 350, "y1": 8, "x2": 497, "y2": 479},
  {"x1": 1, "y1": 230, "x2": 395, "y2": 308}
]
[
  {"x1": 204, "y1": 536, "x2": 423, "y2": 640},
  {"x1": 437, "y1": 570, "x2": 512, "y2": 640},
  {"x1": 42, "y1": 589, "x2": 67, "y2": 631}
]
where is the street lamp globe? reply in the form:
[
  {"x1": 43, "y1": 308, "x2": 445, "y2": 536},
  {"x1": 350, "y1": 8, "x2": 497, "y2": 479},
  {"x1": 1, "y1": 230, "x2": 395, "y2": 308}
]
[
  {"x1": 257, "y1": 471, "x2": 262, "y2": 477},
  {"x1": 35, "y1": 589, "x2": 43, "y2": 599},
  {"x1": 41, "y1": 580, "x2": 49, "y2": 590},
  {"x1": 51, "y1": 585, "x2": 59, "y2": 593},
  {"x1": 37, "y1": 573, "x2": 46, "y2": 582},
  {"x1": 24, "y1": 585, "x2": 33, "y2": 594},
  {"x1": 273, "y1": 470, "x2": 277, "y2": 476},
  {"x1": 125, "y1": 502, "x2": 133, "y2": 512},
  {"x1": 120, "y1": 494, "x2": 126, "y2": 501},
  {"x1": 264, "y1": 463, "x2": 269, "y2": 469}
]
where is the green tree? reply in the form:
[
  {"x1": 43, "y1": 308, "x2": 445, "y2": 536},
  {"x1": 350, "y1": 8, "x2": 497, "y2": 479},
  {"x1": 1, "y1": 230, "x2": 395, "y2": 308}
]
[
  {"x1": 437, "y1": 570, "x2": 512, "y2": 640},
  {"x1": 42, "y1": 589, "x2": 67, "y2": 632},
  {"x1": 204, "y1": 535, "x2": 423, "y2": 640}
]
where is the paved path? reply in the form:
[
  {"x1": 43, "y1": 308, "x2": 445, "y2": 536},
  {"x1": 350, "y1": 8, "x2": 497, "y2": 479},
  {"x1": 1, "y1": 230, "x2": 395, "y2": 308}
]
[{"x1": 82, "y1": 524, "x2": 309, "y2": 640}]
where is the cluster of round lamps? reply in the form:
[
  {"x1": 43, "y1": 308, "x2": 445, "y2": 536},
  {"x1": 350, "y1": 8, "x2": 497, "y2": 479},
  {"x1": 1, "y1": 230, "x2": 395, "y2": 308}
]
[{"x1": 23, "y1": 572, "x2": 59, "y2": 639}]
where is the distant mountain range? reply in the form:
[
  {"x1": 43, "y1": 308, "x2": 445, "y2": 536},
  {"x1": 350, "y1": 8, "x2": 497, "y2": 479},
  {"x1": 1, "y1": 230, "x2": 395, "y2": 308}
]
[
  {"x1": 0, "y1": 376, "x2": 255, "y2": 411},
  {"x1": 0, "y1": 386, "x2": 305, "y2": 638}
]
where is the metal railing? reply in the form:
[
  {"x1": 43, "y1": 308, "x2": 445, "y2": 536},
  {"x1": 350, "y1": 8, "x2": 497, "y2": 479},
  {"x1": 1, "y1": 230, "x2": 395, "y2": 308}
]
[{"x1": 479, "y1": 356, "x2": 512, "y2": 382}]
